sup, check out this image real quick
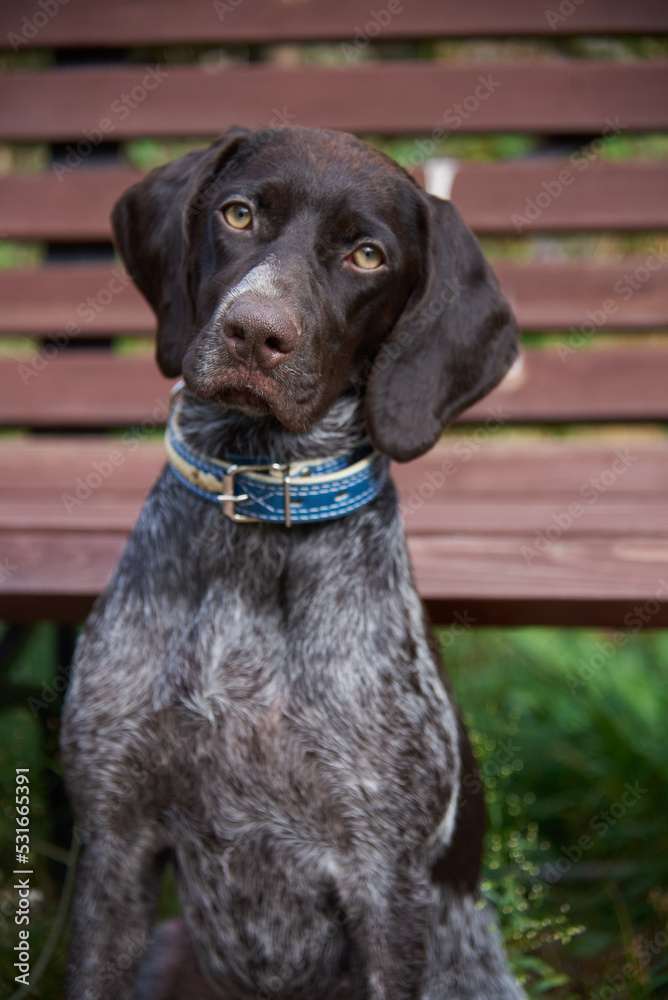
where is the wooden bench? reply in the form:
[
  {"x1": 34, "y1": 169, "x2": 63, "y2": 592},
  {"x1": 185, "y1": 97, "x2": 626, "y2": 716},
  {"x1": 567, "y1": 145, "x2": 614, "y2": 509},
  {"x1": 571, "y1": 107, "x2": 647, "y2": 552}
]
[{"x1": 1, "y1": 0, "x2": 667, "y2": 631}]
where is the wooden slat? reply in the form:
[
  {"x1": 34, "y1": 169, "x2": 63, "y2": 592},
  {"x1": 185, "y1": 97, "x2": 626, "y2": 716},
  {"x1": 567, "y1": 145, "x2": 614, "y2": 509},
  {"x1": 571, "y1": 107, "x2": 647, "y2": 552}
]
[
  {"x1": 411, "y1": 534, "x2": 668, "y2": 627},
  {"x1": 393, "y1": 440, "x2": 668, "y2": 495},
  {"x1": 1, "y1": 0, "x2": 666, "y2": 48},
  {"x1": 2, "y1": 258, "x2": 666, "y2": 337},
  {"x1": 451, "y1": 160, "x2": 668, "y2": 234},
  {"x1": 0, "y1": 353, "x2": 172, "y2": 427},
  {"x1": 0, "y1": 167, "x2": 143, "y2": 241},
  {"x1": 0, "y1": 438, "x2": 166, "y2": 531},
  {"x1": 0, "y1": 531, "x2": 125, "y2": 622},
  {"x1": 493, "y1": 260, "x2": 668, "y2": 332},
  {"x1": 7, "y1": 494, "x2": 667, "y2": 535},
  {"x1": 2, "y1": 531, "x2": 666, "y2": 626},
  {"x1": 1, "y1": 345, "x2": 668, "y2": 428},
  {"x1": 467, "y1": 346, "x2": 668, "y2": 423},
  {"x1": 2, "y1": 63, "x2": 668, "y2": 141},
  {"x1": 0, "y1": 264, "x2": 149, "y2": 337},
  {"x1": 0, "y1": 353, "x2": 170, "y2": 426},
  {"x1": 4, "y1": 161, "x2": 668, "y2": 242}
]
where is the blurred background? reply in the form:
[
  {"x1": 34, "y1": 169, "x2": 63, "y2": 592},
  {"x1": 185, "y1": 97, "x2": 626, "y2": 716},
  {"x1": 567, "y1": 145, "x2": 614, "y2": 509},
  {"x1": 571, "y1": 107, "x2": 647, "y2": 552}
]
[{"x1": 0, "y1": 1, "x2": 667, "y2": 996}]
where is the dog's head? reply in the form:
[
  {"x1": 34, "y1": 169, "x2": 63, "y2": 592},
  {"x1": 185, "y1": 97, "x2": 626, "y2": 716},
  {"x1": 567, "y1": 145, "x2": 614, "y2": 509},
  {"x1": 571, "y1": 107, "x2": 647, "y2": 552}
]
[{"x1": 112, "y1": 126, "x2": 517, "y2": 461}]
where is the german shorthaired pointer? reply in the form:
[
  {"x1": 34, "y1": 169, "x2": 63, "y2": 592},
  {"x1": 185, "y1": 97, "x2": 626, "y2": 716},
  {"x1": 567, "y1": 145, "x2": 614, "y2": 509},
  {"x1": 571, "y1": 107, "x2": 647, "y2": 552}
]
[{"x1": 61, "y1": 125, "x2": 524, "y2": 999}]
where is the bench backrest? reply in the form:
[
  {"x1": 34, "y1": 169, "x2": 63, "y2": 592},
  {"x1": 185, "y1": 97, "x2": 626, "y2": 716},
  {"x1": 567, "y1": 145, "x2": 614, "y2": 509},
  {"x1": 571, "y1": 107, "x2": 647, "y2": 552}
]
[{"x1": 0, "y1": 0, "x2": 667, "y2": 626}]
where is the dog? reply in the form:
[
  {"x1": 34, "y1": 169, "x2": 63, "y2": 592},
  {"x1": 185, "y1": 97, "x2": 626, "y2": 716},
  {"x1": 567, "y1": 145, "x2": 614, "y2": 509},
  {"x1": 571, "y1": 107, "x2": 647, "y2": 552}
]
[{"x1": 61, "y1": 125, "x2": 524, "y2": 1000}]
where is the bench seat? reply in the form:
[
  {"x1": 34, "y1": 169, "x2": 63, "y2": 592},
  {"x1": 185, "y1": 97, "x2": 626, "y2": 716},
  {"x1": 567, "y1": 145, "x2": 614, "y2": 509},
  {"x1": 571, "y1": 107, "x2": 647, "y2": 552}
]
[{"x1": 2, "y1": 436, "x2": 666, "y2": 626}]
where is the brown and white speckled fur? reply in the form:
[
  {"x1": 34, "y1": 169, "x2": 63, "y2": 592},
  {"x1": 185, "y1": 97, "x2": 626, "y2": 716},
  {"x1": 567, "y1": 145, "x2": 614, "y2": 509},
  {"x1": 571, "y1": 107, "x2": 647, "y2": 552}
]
[{"x1": 61, "y1": 126, "x2": 524, "y2": 1000}]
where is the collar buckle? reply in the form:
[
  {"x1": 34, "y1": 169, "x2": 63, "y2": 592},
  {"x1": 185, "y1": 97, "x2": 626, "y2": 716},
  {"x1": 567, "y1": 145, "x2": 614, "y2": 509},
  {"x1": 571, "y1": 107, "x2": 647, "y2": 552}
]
[{"x1": 218, "y1": 463, "x2": 294, "y2": 527}]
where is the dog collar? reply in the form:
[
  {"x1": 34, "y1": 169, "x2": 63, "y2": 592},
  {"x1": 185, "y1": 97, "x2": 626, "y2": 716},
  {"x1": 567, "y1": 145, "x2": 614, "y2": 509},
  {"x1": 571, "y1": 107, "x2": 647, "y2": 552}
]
[{"x1": 164, "y1": 393, "x2": 389, "y2": 527}]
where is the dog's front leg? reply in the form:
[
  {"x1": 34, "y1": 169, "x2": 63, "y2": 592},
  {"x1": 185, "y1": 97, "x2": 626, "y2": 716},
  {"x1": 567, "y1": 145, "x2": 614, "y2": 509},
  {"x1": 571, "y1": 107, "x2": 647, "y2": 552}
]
[
  {"x1": 65, "y1": 830, "x2": 165, "y2": 1000},
  {"x1": 342, "y1": 871, "x2": 429, "y2": 1000}
]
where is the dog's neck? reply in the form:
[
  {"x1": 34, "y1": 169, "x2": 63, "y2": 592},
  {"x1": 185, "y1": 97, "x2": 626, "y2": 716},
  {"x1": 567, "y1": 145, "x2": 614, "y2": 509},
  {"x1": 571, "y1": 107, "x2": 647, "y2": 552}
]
[{"x1": 177, "y1": 390, "x2": 369, "y2": 464}]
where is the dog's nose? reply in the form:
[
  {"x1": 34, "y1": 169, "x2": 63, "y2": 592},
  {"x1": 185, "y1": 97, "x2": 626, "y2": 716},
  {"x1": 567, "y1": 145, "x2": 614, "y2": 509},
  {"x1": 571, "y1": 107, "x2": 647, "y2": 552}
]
[{"x1": 223, "y1": 300, "x2": 299, "y2": 370}]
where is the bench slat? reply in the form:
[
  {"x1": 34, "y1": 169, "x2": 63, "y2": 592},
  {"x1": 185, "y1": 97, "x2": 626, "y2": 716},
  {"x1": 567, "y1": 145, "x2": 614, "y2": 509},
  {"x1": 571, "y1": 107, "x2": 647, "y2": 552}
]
[
  {"x1": 2, "y1": 258, "x2": 665, "y2": 336},
  {"x1": 493, "y1": 260, "x2": 668, "y2": 331},
  {"x1": 2, "y1": 0, "x2": 667, "y2": 48},
  {"x1": 452, "y1": 160, "x2": 668, "y2": 234},
  {"x1": 2, "y1": 529, "x2": 666, "y2": 626},
  {"x1": 2, "y1": 346, "x2": 668, "y2": 427},
  {"x1": 3, "y1": 63, "x2": 668, "y2": 141},
  {"x1": 4, "y1": 162, "x2": 667, "y2": 241},
  {"x1": 0, "y1": 354, "x2": 171, "y2": 426},
  {"x1": 412, "y1": 534, "x2": 668, "y2": 626},
  {"x1": 0, "y1": 167, "x2": 142, "y2": 241}
]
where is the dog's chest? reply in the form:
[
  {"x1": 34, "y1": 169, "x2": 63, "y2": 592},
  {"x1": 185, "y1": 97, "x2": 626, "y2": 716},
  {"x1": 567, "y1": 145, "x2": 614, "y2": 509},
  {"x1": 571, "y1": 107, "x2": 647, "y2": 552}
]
[
  {"x1": 148, "y1": 518, "x2": 458, "y2": 848},
  {"x1": 162, "y1": 614, "x2": 455, "y2": 856}
]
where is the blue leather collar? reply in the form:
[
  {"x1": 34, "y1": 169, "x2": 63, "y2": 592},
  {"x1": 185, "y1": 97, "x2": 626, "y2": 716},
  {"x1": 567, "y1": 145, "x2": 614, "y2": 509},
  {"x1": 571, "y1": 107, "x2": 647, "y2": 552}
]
[{"x1": 165, "y1": 402, "x2": 389, "y2": 527}]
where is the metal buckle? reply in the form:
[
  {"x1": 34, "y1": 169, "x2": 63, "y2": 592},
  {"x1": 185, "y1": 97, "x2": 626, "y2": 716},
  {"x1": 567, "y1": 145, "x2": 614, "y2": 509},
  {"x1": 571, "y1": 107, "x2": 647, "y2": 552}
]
[{"x1": 217, "y1": 463, "x2": 293, "y2": 527}]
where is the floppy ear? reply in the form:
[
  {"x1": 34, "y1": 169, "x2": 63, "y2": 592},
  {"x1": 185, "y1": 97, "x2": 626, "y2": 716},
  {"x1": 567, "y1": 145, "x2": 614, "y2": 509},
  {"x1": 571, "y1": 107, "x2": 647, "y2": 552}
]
[
  {"x1": 365, "y1": 194, "x2": 518, "y2": 462},
  {"x1": 111, "y1": 127, "x2": 249, "y2": 376}
]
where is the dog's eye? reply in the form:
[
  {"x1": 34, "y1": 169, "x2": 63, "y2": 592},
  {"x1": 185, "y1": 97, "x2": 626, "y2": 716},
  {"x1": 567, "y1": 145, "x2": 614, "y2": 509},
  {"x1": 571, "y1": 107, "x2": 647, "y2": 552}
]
[
  {"x1": 222, "y1": 202, "x2": 252, "y2": 230},
  {"x1": 351, "y1": 245, "x2": 384, "y2": 270}
]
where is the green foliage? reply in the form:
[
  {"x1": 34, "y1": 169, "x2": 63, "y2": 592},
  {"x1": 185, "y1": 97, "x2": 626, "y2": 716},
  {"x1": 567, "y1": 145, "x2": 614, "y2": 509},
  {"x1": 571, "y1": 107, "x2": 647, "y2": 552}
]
[
  {"x1": 598, "y1": 133, "x2": 668, "y2": 162},
  {"x1": 438, "y1": 626, "x2": 668, "y2": 997},
  {"x1": 0, "y1": 143, "x2": 49, "y2": 175},
  {"x1": 0, "y1": 51, "x2": 53, "y2": 72},
  {"x1": 365, "y1": 133, "x2": 537, "y2": 166},
  {"x1": 125, "y1": 137, "x2": 209, "y2": 170},
  {"x1": 0, "y1": 241, "x2": 43, "y2": 271}
]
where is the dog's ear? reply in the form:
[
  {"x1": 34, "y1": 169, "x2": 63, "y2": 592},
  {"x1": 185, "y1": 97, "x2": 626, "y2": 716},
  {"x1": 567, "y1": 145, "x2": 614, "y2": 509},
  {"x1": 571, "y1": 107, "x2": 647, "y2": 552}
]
[
  {"x1": 111, "y1": 127, "x2": 249, "y2": 377},
  {"x1": 365, "y1": 194, "x2": 518, "y2": 462}
]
